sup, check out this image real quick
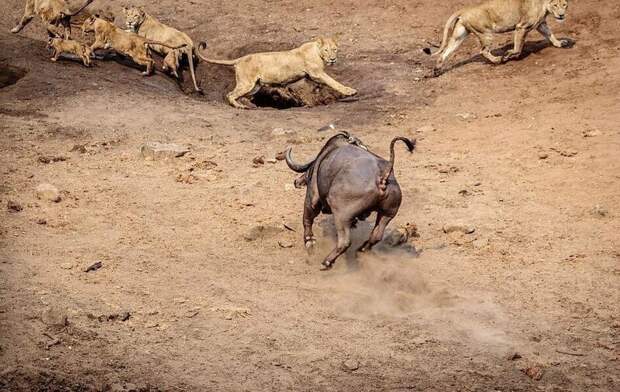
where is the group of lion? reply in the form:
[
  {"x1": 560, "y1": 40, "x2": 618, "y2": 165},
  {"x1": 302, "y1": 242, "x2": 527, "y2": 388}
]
[{"x1": 11, "y1": 0, "x2": 570, "y2": 109}]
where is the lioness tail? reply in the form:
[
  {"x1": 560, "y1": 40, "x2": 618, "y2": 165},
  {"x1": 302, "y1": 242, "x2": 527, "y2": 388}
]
[
  {"x1": 424, "y1": 11, "x2": 460, "y2": 56},
  {"x1": 195, "y1": 41, "x2": 240, "y2": 66}
]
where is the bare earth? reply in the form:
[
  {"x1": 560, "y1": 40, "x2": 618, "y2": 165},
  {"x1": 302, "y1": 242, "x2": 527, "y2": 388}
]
[{"x1": 0, "y1": 0, "x2": 619, "y2": 390}]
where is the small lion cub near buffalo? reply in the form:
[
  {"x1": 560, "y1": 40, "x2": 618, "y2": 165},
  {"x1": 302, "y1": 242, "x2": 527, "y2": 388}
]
[{"x1": 47, "y1": 37, "x2": 93, "y2": 66}]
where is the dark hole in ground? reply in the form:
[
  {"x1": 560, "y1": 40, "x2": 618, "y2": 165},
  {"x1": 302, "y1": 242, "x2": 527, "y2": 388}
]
[
  {"x1": 0, "y1": 65, "x2": 27, "y2": 89},
  {"x1": 249, "y1": 79, "x2": 342, "y2": 109}
]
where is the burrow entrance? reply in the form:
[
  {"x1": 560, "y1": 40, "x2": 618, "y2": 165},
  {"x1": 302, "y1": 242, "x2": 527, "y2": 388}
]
[{"x1": 0, "y1": 65, "x2": 27, "y2": 89}]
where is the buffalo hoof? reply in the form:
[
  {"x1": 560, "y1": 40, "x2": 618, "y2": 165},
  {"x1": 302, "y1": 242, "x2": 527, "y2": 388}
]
[
  {"x1": 320, "y1": 261, "x2": 333, "y2": 271},
  {"x1": 304, "y1": 238, "x2": 316, "y2": 254}
]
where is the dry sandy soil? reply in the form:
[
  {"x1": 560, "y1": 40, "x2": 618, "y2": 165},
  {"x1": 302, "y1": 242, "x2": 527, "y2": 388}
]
[{"x1": 1, "y1": 0, "x2": 619, "y2": 390}]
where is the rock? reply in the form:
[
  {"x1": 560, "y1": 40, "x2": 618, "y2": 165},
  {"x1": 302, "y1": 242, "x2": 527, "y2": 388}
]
[
  {"x1": 559, "y1": 150, "x2": 577, "y2": 157},
  {"x1": 582, "y1": 129, "x2": 601, "y2": 138},
  {"x1": 243, "y1": 224, "x2": 283, "y2": 241},
  {"x1": 275, "y1": 151, "x2": 286, "y2": 161},
  {"x1": 60, "y1": 263, "x2": 73, "y2": 270},
  {"x1": 343, "y1": 359, "x2": 359, "y2": 371},
  {"x1": 471, "y1": 238, "x2": 488, "y2": 249},
  {"x1": 443, "y1": 223, "x2": 475, "y2": 234},
  {"x1": 36, "y1": 218, "x2": 47, "y2": 225},
  {"x1": 522, "y1": 365, "x2": 544, "y2": 380},
  {"x1": 41, "y1": 306, "x2": 68, "y2": 327},
  {"x1": 278, "y1": 240, "x2": 294, "y2": 249},
  {"x1": 507, "y1": 352, "x2": 522, "y2": 361},
  {"x1": 385, "y1": 223, "x2": 418, "y2": 246},
  {"x1": 70, "y1": 144, "x2": 88, "y2": 153},
  {"x1": 591, "y1": 205, "x2": 608, "y2": 217},
  {"x1": 6, "y1": 200, "x2": 22, "y2": 212},
  {"x1": 538, "y1": 152, "x2": 549, "y2": 159},
  {"x1": 317, "y1": 123, "x2": 336, "y2": 132},
  {"x1": 455, "y1": 112, "x2": 477, "y2": 121},
  {"x1": 265, "y1": 158, "x2": 277, "y2": 164},
  {"x1": 85, "y1": 261, "x2": 103, "y2": 272},
  {"x1": 35, "y1": 183, "x2": 61, "y2": 203},
  {"x1": 176, "y1": 173, "x2": 198, "y2": 184},
  {"x1": 252, "y1": 156, "x2": 265, "y2": 167},
  {"x1": 140, "y1": 142, "x2": 189, "y2": 160},
  {"x1": 271, "y1": 127, "x2": 295, "y2": 136},
  {"x1": 39, "y1": 156, "x2": 67, "y2": 164}
]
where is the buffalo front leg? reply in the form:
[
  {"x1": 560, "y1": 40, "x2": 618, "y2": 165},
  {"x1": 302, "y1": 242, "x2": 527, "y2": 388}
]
[
  {"x1": 308, "y1": 70, "x2": 357, "y2": 96},
  {"x1": 503, "y1": 27, "x2": 528, "y2": 62},
  {"x1": 357, "y1": 213, "x2": 394, "y2": 253},
  {"x1": 303, "y1": 202, "x2": 321, "y2": 254},
  {"x1": 320, "y1": 215, "x2": 352, "y2": 270},
  {"x1": 537, "y1": 21, "x2": 569, "y2": 48}
]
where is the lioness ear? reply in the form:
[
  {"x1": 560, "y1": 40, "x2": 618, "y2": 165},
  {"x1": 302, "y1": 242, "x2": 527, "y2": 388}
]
[
  {"x1": 334, "y1": 32, "x2": 344, "y2": 43},
  {"x1": 316, "y1": 36, "x2": 325, "y2": 46}
]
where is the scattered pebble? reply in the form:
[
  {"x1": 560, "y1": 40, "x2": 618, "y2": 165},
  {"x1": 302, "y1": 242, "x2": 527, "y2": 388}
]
[
  {"x1": 252, "y1": 156, "x2": 265, "y2": 167},
  {"x1": 36, "y1": 183, "x2": 61, "y2": 203},
  {"x1": 36, "y1": 218, "x2": 47, "y2": 225},
  {"x1": 507, "y1": 352, "x2": 522, "y2": 361},
  {"x1": 582, "y1": 129, "x2": 601, "y2": 138},
  {"x1": 271, "y1": 127, "x2": 295, "y2": 136},
  {"x1": 521, "y1": 365, "x2": 544, "y2": 380},
  {"x1": 443, "y1": 223, "x2": 475, "y2": 234},
  {"x1": 140, "y1": 142, "x2": 189, "y2": 160},
  {"x1": 84, "y1": 261, "x2": 103, "y2": 273},
  {"x1": 538, "y1": 152, "x2": 549, "y2": 159},
  {"x1": 342, "y1": 359, "x2": 359, "y2": 371},
  {"x1": 455, "y1": 112, "x2": 477, "y2": 121},
  {"x1": 591, "y1": 205, "x2": 608, "y2": 217},
  {"x1": 278, "y1": 240, "x2": 294, "y2": 249},
  {"x1": 7, "y1": 200, "x2": 22, "y2": 212},
  {"x1": 415, "y1": 125, "x2": 436, "y2": 133}
]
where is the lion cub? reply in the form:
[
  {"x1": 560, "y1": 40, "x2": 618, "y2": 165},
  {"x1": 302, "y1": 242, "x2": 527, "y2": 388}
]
[
  {"x1": 81, "y1": 16, "x2": 186, "y2": 75},
  {"x1": 197, "y1": 37, "x2": 357, "y2": 109},
  {"x1": 47, "y1": 37, "x2": 93, "y2": 66}
]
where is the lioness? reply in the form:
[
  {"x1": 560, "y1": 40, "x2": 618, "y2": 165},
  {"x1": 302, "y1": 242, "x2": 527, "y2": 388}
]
[
  {"x1": 82, "y1": 16, "x2": 187, "y2": 76},
  {"x1": 47, "y1": 37, "x2": 93, "y2": 66},
  {"x1": 425, "y1": 0, "x2": 570, "y2": 74},
  {"x1": 197, "y1": 37, "x2": 357, "y2": 109},
  {"x1": 11, "y1": 0, "x2": 94, "y2": 38},
  {"x1": 123, "y1": 6, "x2": 202, "y2": 92}
]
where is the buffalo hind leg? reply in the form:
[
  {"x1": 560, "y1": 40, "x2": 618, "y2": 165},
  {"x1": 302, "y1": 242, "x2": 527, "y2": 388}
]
[
  {"x1": 303, "y1": 202, "x2": 321, "y2": 254},
  {"x1": 357, "y1": 213, "x2": 394, "y2": 253},
  {"x1": 321, "y1": 215, "x2": 352, "y2": 270}
]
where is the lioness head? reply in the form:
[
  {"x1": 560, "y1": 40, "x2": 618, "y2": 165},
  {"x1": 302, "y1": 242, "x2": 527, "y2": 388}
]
[
  {"x1": 316, "y1": 37, "x2": 339, "y2": 66},
  {"x1": 82, "y1": 16, "x2": 97, "y2": 33},
  {"x1": 123, "y1": 6, "x2": 146, "y2": 33},
  {"x1": 547, "y1": 0, "x2": 568, "y2": 21}
]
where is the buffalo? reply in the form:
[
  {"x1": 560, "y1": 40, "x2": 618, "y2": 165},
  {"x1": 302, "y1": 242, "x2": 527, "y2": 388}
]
[{"x1": 285, "y1": 131, "x2": 416, "y2": 270}]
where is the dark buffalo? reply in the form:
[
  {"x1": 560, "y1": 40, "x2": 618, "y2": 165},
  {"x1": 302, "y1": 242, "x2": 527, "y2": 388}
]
[{"x1": 285, "y1": 131, "x2": 416, "y2": 270}]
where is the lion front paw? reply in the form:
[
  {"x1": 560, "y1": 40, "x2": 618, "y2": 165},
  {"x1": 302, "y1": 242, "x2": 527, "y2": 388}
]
[
  {"x1": 10, "y1": 26, "x2": 20, "y2": 33},
  {"x1": 342, "y1": 87, "x2": 357, "y2": 96}
]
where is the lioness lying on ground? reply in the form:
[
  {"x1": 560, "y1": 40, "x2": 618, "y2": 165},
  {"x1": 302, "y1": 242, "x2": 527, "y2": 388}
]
[
  {"x1": 47, "y1": 37, "x2": 93, "y2": 66},
  {"x1": 123, "y1": 6, "x2": 202, "y2": 93},
  {"x1": 197, "y1": 37, "x2": 357, "y2": 109},
  {"x1": 81, "y1": 16, "x2": 187, "y2": 76},
  {"x1": 424, "y1": 0, "x2": 570, "y2": 75},
  {"x1": 11, "y1": 0, "x2": 94, "y2": 38}
]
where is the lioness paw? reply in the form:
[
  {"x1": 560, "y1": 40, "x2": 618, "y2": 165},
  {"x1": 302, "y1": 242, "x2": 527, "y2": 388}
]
[{"x1": 342, "y1": 87, "x2": 357, "y2": 96}]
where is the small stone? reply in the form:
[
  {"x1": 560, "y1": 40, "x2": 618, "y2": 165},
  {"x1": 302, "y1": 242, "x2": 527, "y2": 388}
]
[
  {"x1": 507, "y1": 352, "x2": 522, "y2": 361},
  {"x1": 271, "y1": 127, "x2": 295, "y2": 136},
  {"x1": 538, "y1": 152, "x2": 548, "y2": 159},
  {"x1": 265, "y1": 158, "x2": 277, "y2": 164},
  {"x1": 443, "y1": 223, "x2": 475, "y2": 234},
  {"x1": 471, "y1": 238, "x2": 488, "y2": 249},
  {"x1": 522, "y1": 365, "x2": 544, "y2": 380},
  {"x1": 456, "y1": 112, "x2": 477, "y2": 121},
  {"x1": 36, "y1": 183, "x2": 61, "y2": 203},
  {"x1": 71, "y1": 144, "x2": 88, "y2": 153},
  {"x1": 582, "y1": 129, "x2": 601, "y2": 138},
  {"x1": 176, "y1": 173, "x2": 198, "y2": 184},
  {"x1": 252, "y1": 156, "x2": 265, "y2": 167},
  {"x1": 591, "y1": 205, "x2": 608, "y2": 217},
  {"x1": 278, "y1": 240, "x2": 294, "y2": 249},
  {"x1": 275, "y1": 151, "x2": 286, "y2": 161},
  {"x1": 84, "y1": 261, "x2": 103, "y2": 272},
  {"x1": 41, "y1": 306, "x2": 68, "y2": 327},
  {"x1": 36, "y1": 218, "x2": 47, "y2": 225},
  {"x1": 7, "y1": 200, "x2": 22, "y2": 212},
  {"x1": 38, "y1": 156, "x2": 51, "y2": 164},
  {"x1": 60, "y1": 263, "x2": 73, "y2": 270},
  {"x1": 140, "y1": 142, "x2": 189, "y2": 160},
  {"x1": 343, "y1": 359, "x2": 359, "y2": 371}
]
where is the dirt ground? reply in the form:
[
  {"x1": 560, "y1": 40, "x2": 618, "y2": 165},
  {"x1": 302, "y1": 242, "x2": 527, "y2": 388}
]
[{"x1": 1, "y1": 0, "x2": 619, "y2": 390}]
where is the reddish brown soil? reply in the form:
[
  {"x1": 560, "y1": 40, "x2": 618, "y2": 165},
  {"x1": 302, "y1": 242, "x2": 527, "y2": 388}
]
[{"x1": 1, "y1": 0, "x2": 619, "y2": 391}]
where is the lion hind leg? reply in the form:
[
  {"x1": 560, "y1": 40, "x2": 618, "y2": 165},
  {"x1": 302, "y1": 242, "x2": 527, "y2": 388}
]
[
  {"x1": 475, "y1": 33, "x2": 502, "y2": 64},
  {"x1": 435, "y1": 21, "x2": 468, "y2": 71},
  {"x1": 11, "y1": 0, "x2": 35, "y2": 33},
  {"x1": 227, "y1": 78, "x2": 257, "y2": 109}
]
